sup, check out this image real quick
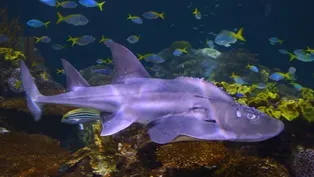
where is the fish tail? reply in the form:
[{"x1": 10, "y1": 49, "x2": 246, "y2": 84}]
[
  {"x1": 137, "y1": 54, "x2": 144, "y2": 60},
  {"x1": 99, "y1": 35, "x2": 104, "y2": 43},
  {"x1": 288, "y1": 52, "x2": 297, "y2": 61},
  {"x1": 67, "y1": 35, "x2": 76, "y2": 46},
  {"x1": 159, "y1": 12, "x2": 165, "y2": 19},
  {"x1": 56, "y1": 12, "x2": 64, "y2": 24},
  {"x1": 278, "y1": 39, "x2": 284, "y2": 44},
  {"x1": 44, "y1": 21, "x2": 50, "y2": 28},
  {"x1": 34, "y1": 37, "x2": 41, "y2": 43},
  {"x1": 19, "y1": 61, "x2": 44, "y2": 121},
  {"x1": 127, "y1": 13, "x2": 132, "y2": 19},
  {"x1": 234, "y1": 27, "x2": 246, "y2": 41},
  {"x1": 56, "y1": 1, "x2": 61, "y2": 7},
  {"x1": 98, "y1": 1, "x2": 105, "y2": 11}
]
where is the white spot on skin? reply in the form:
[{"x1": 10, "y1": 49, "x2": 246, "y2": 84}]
[{"x1": 236, "y1": 110, "x2": 242, "y2": 118}]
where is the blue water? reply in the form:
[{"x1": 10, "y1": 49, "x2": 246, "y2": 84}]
[{"x1": 2, "y1": 0, "x2": 314, "y2": 87}]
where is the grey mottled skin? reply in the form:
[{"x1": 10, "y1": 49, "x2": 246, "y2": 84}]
[{"x1": 20, "y1": 40, "x2": 284, "y2": 144}]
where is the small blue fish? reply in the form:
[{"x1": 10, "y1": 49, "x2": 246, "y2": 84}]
[
  {"x1": 27, "y1": 19, "x2": 50, "y2": 28},
  {"x1": 78, "y1": 0, "x2": 105, "y2": 11},
  {"x1": 269, "y1": 72, "x2": 286, "y2": 81},
  {"x1": 56, "y1": 1, "x2": 78, "y2": 8},
  {"x1": 99, "y1": 35, "x2": 113, "y2": 43},
  {"x1": 278, "y1": 49, "x2": 289, "y2": 55},
  {"x1": 246, "y1": 64, "x2": 259, "y2": 72},
  {"x1": 269, "y1": 37, "x2": 283, "y2": 44},
  {"x1": 40, "y1": 0, "x2": 56, "y2": 7},
  {"x1": 142, "y1": 11, "x2": 164, "y2": 19},
  {"x1": 52, "y1": 44, "x2": 65, "y2": 50},
  {"x1": 254, "y1": 83, "x2": 266, "y2": 89},
  {"x1": 93, "y1": 69, "x2": 113, "y2": 76},
  {"x1": 235, "y1": 93, "x2": 245, "y2": 97},
  {"x1": 96, "y1": 58, "x2": 112, "y2": 64},
  {"x1": 173, "y1": 47, "x2": 188, "y2": 56},
  {"x1": 0, "y1": 34, "x2": 8, "y2": 43},
  {"x1": 62, "y1": 108, "x2": 100, "y2": 124},
  {"x1": 230, "y1": 73, "x2": 247, "y2": 85},
  {"x1": 293, "y1": 49, "x2": 307, "y2": 56},
  {"x1": 57, "y1": 12, "x2": 89, "y2": 26},
  {"x1": 234, "y1": 77, "x2": 246, "y2": 85},
  {"x1": 290, "y1": 82, "x2": 302, "y2": 91},
  {"x1": 127, "y1": 14, "x2": 143, "y2": 24},
  {"x1": 193, "y1": 8, "x2": 202, "y2": 20},
  {"x1": 35, "y1": 36, "x2": 51, "y2": 43},
  {"x1": 214, "y1": 30, "x2": 237, "y2": 47},
  {"x1": 77, "y1": 35, "x2": 95, "y2": 46},
  {"x1": 145, "y1": 54, "x2": 165, "y2": 63},
  {"x1": 127, "y1": 35, "x2": 140, "y2": 44}
]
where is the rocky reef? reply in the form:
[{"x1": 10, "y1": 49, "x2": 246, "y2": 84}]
[{"x1": 0, "y1": 133, "x2": 69, "y2": 177}]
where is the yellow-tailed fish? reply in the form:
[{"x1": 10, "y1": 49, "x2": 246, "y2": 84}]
[
  {"x1": 56, "y1": 69, "x2": 64, "y2": 74},
  {"x1": 56, "y1": 12, "x2": 89, "y2": 26},
  {"x1": 34, "y1": 36, "x2": 51, "y2": 43},
  {"x1": 193, "y1": 8, "x2": 202, "y2": 20},
  {"x1": 127, "y1": 14, "x2": 143, "y2": 24},
  {"x1": 142, "y1": 11, "x2": 164, "y2": 19},
  {"x1": 173, "y1": 47, "x2": 188, "y2": 56},
  {"x1": 99, "y1": 35, "x2": 113, "y2": 43},
  {"x1": 78, "y1": 0, "x2": 105, "y2": 11}
]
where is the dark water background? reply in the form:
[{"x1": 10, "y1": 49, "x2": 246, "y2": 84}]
[{"x1": 1, "y1": 0, "x2": 314, "y2": 88}]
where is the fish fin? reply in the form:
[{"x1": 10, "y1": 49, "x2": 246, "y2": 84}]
[
  {"x1": 147, "y1": 115, "x2": 225, "y2": 144},
  {"x1": 98, "y1": 1, "x2": 105, "y2": 11},
  {"x1": 235, "y1": 27, "x2": 245, "y2": 41},
  {"x1": 67, "y1": 35, "x2": 77, "y2": 46},
  {"x1": 61, "y1": 59, "x2": 90, "y2": 91},
  {"x1": 44, "y1": 21, "x2": 50, "y2": 28},
  {"x1": 56, "y1": 12, "x2": 64, "y2": 24},
  {"x1": 99, "y1": 35, "x2": 105, "y2": 43},
  {"x1": 104, "y1": 40, "x2": 151, "y2": 84},
  {"x1": 20, "y1": 61, "x2": 44, "y2": 121},
  {"x1": 288, "y1": 53, "x2": 297, "y2": 61},
  {"x1": 34, "y1": 37, "x2": 41, "y2": 43},
  {"x1": 159, "y1": 12, "x2": 165, "y2": 19},
  {"x1": 100, "y1": 108, "x2": 136, "y2": 136},
  {"x1": 56, "y1": 1, "x2": 61, "y2": 7}
]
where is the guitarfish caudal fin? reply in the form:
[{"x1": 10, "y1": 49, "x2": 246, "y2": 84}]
[{"x1": 20, "y1": 60, "x2": 44, "y2": 121}]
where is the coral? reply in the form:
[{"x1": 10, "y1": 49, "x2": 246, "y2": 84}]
[
  {"x1": 215, "y1": 81, "x2": 314, "y2": 122},
  {"x1": 263, "y1": 106, "x2": 282, "y2": 119},
  {"x1": 277, "y1": 99, "x2": 300, "y2": 121},
  {"x1": 61, "y1": 146, "x2": 117, "y2": 176},
  {"x1": 156, "y1": 141, "x2": 227, "y2": 169},
  {"x1": 298, "y1": 98, "x2": 314, "y2": 123},
  {"x1": 194, "y1": 48, "x2": 222, "y2": 59},
  {"x1": 289, "y1": 146, "x2": 314, "y2": 177},
  {"x1": 301, "y1": 87, "x2": 314, "y2": 100},
  {"x1": 0, "y1": 132, "x2": 68, "y2": 177},
  {"x1": 214, "y1": 154, "x2": 289, "y2": 177}
]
